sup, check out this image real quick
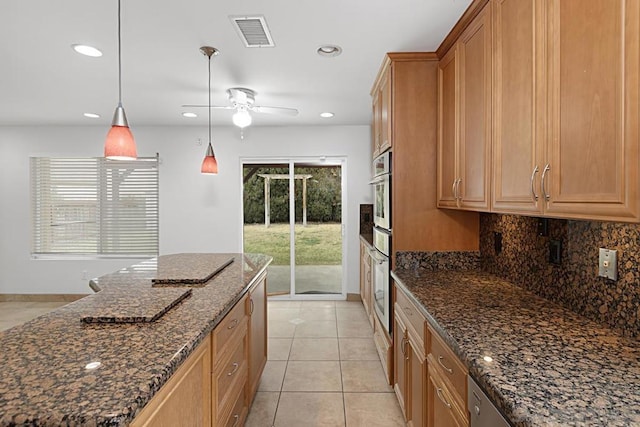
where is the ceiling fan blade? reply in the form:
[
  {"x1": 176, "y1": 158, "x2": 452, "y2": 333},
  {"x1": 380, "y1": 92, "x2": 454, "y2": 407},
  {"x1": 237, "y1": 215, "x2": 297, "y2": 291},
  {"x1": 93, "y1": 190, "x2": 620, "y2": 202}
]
[
  {"x1": 181, "y1": 104, "x2": 234, "y2": 109},
  {"x1": 252, "y1": 105, "x2": 299, "y2": 116}
]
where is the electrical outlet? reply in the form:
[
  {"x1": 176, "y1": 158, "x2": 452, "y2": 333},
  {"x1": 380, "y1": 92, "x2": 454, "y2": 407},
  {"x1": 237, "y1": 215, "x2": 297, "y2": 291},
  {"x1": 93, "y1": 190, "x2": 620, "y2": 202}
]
[
  {"x1": 81, "y1": 270, "x2": 88, "y2": 280},
  {"x1": 598, "y1": 248, "x2": 618, "y2": 281},
  {"x1": 549, "y1": 240, "x2": 562, "y2": 265}
]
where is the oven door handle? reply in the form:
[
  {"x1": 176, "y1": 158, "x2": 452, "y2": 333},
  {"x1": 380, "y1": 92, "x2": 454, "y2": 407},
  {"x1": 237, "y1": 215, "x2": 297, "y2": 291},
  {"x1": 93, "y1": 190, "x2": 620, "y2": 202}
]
[
  {"x1": 368, "y1": 174, "x2": 390, "y2": 185},
  {"x1": 369, "y1": 250, "x2": 389, "y2": 265}
]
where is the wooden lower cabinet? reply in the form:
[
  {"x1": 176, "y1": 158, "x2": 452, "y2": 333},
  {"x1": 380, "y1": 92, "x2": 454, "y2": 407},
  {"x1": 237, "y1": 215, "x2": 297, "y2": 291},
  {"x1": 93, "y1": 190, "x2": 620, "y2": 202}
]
[
  {"x1": 247, "y1": 271, "x2": 267, "y2": 402},
  {"x1": 427, "y1": 355, "x2": 468, "y2": 427},
  {"x1": 360, "y1": 240, "x2": 374, "y2": 327},
  {"x1": 393, "y1": 284, "x2": 427, "y2": 426},
  {"x1": 131, "y1": 335, "x2": 212, "y2": 427}
]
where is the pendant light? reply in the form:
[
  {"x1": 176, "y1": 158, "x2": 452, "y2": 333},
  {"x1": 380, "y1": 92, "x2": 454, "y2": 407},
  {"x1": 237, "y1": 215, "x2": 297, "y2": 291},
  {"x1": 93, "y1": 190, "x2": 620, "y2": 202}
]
[
  {"x1": 200, "y1": 46, "x2": 220, "y2": 175},
  {"x1": 104, "y1": 0, "x2": 137, "y2": 160}
]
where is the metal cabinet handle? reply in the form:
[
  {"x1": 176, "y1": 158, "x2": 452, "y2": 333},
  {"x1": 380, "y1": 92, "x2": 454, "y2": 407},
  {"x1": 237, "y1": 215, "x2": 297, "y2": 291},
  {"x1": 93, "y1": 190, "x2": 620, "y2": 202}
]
[
  {"x1": 436, "y1": 387, "x2": 452, "y2": 409},
  {"x1": 541, "y1": 163, "x2": 551, "y2": 201},
  {"x1": 404, "y1": 306, "x2": 412, "y2": 316},
  {"x1": 452, "y1": 179, "x2": 457, "y2": 199},
  {"x1": 530, "y1": 165, "x2": 539, "y2": 201},
  {"x1": 227, "y1": 318, "x2": 239, "y2": 330},
  {"x1": 250, "y1": 298, "x2": 254, "y2": 315},
  {"x1": 227, "y1": 362, "x2": 240, "y2": 376},
  {"x1": 404, "y1": 338, "x2": 409, "y2": 361},
  {"x1": 456, "y1": 179, "x2": 462, "y2": 201},
  {"x1": 437, "y1": 355, "x2": 454, "y2": 374},
  {"x1": 400, "y1": 336, "x2": 407, "y2": 356},
  {"x1": 232, "y1": 414, "x2": 240, "y2": 427}
]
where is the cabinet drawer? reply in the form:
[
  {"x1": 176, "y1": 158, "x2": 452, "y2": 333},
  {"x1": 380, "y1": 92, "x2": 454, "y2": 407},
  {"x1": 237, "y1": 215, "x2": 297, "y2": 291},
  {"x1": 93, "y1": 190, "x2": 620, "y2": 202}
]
[
  {"x1": 429, "y1": 327, "x2": 468, "y2": 407},
  {"x1": 213, "y1": 295, "x2": 248, "y2": 355},
  {"x1": 214, "y1": 327, "x2": 247, "y2": 409},
  {"x1": 427, "y1": 354, "x2": 468, "y2": 427},
  {"x1": 395, "y1": 286, "x2": 426, "y2": 342},
  {"x1": 223, "y1": 383, "x2": 247, "y2": 427}
]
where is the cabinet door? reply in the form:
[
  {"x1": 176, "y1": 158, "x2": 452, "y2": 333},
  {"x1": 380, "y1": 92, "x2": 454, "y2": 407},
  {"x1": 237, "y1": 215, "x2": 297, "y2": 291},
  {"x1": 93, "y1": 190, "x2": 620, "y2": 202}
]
[
  {"x1": 545, "y1": 0, "x2": 640, "y2": 221},
  {"x1": 380, "y1": 67, "x2": 392, "y2": 153},
  {"x1": 408, "y1": 338, "x2": 426, "y2": 427},
  {"x1": 393, "y1": 313, "x2": 408, "y2": 419},
  {"x1": 372, "y1": 92, "x2": 381, "y2": 158},
  {"x1": 437, "y1": 45, "x2": 459, "y2": 208},
  {"x1": 492, "y1": 0, "x2": 545, "y2": 215},
  {"x1": 458, "y1": 5, "x2": 492, "y2": 211},
  {"x1": 247, "y1": 273, "x2": 267, "y2": 402},
  {"x1": 131, "y1": 336, "x2": 211, "y2": 427}
]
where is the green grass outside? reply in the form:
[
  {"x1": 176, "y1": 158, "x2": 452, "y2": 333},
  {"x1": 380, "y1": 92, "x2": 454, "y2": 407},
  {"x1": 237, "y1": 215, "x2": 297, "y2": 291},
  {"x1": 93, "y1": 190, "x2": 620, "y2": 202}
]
[{"x1": 243, "y1": 222, "x2": 342, "y2": 265}]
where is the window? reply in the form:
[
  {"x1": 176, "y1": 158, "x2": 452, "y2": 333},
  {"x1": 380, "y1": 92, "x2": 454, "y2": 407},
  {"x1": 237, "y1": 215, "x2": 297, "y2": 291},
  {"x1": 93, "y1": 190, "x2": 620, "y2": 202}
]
[{"x1": 30, "y1": 156, "x2": 159, "y2": 257}]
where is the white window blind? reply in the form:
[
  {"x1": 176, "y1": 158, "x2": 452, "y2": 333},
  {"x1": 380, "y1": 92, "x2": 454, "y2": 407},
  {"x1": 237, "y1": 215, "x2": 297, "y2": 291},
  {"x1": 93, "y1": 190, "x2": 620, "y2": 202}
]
[{"x1": 30, "y1": 156, "x2": 159, "y2": 257}]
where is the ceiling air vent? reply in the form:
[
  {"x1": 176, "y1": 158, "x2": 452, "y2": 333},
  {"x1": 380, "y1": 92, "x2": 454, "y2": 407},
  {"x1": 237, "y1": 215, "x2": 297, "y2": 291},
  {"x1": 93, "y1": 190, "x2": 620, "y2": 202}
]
[{"x1": 230, "y1": 15, "x2": 275, "y2": 48}]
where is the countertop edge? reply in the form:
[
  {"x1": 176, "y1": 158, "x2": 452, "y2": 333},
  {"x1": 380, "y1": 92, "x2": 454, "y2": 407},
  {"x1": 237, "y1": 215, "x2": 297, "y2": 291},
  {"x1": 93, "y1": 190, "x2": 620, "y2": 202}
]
[{"x1": 391, "y1": 270, "x2": 527, "y2": 427}]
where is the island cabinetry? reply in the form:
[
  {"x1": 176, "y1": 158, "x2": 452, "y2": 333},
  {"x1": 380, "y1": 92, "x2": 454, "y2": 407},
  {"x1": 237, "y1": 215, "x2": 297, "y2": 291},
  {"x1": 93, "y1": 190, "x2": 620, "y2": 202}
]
[
  {"x1": 360, "y1": 239, "x2": 373, "y2": 326},
  {"x1": 427, "y1": 325, "x2": 468, "y2": 427},
  {"x1": 394, "y1": 284, "x2": 427, "y2": 427},
  {"x1": 437, "y1": 4, "x2": 492, "y2": 211},
  {"x1": 247, "y1": 270, "x2": 267, "y2": 403},
  {"x1": 131, "y1": 335, "x2": 212, "y2": 427},
  {"x1": 212, "y1": 294, "x2": 249, "y2": 426}
]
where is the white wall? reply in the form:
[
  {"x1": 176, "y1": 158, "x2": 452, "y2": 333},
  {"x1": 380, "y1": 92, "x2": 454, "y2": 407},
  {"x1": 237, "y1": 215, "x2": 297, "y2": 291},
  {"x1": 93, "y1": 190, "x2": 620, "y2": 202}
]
[{"x1": 0, "y1": 125, "x2": 372, "y2": 295}]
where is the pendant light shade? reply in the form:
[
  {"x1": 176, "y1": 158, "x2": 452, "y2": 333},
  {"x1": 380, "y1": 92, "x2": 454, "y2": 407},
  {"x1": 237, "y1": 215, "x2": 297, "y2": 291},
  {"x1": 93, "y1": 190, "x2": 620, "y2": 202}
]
[
  {"x1": 200, "y1": 46, "x2": 220, "y2": 175},
  {"x1": 105, "y1": 0, "x2": 137, "y2": 160},
  {"x1": 201, "y1": 142, "x2": 218, "y2": 174}
]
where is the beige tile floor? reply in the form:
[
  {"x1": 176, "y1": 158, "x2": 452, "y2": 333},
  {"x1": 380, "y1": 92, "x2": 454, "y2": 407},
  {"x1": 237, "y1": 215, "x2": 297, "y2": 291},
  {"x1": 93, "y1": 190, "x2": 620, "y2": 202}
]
[
  {"x1": 246, "y1": 300, "x2": 405, "y2": 427},
  {"x1": 0, "y1": 301, "x2": 68, "y2": 332}
]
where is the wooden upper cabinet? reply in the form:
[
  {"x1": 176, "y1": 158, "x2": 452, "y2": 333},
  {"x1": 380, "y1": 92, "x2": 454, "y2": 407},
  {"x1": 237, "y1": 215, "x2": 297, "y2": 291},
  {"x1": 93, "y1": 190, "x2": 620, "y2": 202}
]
[
  {"x1": 438, "y1": 4, "x2": 491, "y2": 211},
  {"x1": 379, "y1": 67, "x2": 392, "y2": 154},
  {"x1": 458, "y1": 5, "x2": 492, "y2": 211},
  {"x1": 544, "y1": 0, "x2": 640, "y2": 221},
  {"x1": 372, "y1": 91, "x2": 382, "y2": 158},
  {"x1": 437, "y1": 45, "x2": 459, "y2": 208},
  {"x1": 491, "y1": 0, "x2": 545, "y2": 215},
  {"x1": 371, "y1": 65, "x2": 392, "y2": 159}
]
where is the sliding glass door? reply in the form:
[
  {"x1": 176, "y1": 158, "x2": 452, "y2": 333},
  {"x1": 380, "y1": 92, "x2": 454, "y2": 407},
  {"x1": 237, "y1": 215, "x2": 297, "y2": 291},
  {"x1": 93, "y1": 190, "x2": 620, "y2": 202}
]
[{"x1": 242, "y1": 159, "x2": 344, "y2": 298}]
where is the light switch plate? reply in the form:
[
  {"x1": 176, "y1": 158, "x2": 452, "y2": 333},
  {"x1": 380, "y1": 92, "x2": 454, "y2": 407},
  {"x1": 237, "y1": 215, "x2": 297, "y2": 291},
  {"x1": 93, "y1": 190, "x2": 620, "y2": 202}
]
[{"x1": 598, "y1": 248, "x2": 618, "y2": 281}]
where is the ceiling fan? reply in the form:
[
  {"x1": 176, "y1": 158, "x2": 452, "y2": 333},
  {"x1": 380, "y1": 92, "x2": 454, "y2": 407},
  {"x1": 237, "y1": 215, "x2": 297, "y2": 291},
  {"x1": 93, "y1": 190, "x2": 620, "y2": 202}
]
[{"x1": 183, "y1": 87, "x2": 299, "y2": 128}]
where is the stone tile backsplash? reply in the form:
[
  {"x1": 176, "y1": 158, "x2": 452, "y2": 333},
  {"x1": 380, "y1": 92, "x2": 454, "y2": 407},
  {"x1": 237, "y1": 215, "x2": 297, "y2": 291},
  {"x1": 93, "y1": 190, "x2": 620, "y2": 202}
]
[
  {"x1": 395, "y1": 251, "x2": 480, "y2": 271},
  {"x1": 479, "y1": 213, "x2": 640, "y2": 338}
]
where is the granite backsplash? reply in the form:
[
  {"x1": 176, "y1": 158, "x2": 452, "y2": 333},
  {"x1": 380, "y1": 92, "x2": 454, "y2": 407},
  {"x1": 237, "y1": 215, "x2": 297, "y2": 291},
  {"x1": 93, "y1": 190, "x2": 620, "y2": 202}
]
[
  {"x1": 360, "y1": 204, "x2": 374, "y2": 235},
  {"x1": 395, "y1": 251, "x2": 480, "y2": 271},
  {"x1": 479, "y1": 213, "x2": 640, "y2": 338}
]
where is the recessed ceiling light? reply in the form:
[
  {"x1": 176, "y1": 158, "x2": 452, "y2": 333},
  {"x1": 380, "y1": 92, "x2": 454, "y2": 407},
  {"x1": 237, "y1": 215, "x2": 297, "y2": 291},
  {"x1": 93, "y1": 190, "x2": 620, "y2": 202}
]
[
  {"x1": 182, "y1": 112, "x2": 198, "y2": 118},
  {"x1": 317, "y1": 45, "x2": 342, "y2": 57},
  {"x1": 320, "y1": 112, "x2": 334, "y2": 118},
  {"x1": 83, "y1": 113, "x2": 100, "y2": 118},
  {"x1": 72, "y1": 44, "x2": 103, "y2": 57}
]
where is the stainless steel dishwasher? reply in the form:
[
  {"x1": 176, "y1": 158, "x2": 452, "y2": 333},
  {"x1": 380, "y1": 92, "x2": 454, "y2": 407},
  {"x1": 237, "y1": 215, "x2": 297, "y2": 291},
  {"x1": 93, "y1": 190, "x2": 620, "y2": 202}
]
[{"x1": 468, "y1": 376, "x2": 511, "y2": 427}]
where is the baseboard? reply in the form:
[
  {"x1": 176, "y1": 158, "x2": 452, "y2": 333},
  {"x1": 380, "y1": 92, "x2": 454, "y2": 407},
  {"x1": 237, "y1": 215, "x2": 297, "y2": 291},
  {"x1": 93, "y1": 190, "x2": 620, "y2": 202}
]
[
  {"x1": 346, "y1": 293, "x2": 362, "y2": 302},
  {"x1": 0, "y1": 294, "x2": 88, "y2": 302}
]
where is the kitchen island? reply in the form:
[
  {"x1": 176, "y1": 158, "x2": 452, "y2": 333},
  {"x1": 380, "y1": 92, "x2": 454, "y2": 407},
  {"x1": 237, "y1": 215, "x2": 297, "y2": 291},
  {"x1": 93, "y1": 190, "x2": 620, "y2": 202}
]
[
  {"x1": 0, "y1": 253, "x2": 271, "y2": 426},
  {"x1": 392, "y1": 269, "x2": 640, "y2": 427}
]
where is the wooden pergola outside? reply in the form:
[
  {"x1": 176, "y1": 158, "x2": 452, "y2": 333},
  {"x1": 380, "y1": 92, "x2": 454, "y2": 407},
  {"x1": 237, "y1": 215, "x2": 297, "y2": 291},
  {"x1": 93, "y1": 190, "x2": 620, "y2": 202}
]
[{"x1": 257, "y1": 174, "x2": 313, "y2": 227}]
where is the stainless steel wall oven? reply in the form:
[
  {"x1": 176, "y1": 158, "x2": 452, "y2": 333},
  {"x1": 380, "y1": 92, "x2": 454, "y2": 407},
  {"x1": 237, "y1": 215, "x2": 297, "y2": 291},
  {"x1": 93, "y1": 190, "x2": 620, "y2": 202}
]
[{"x1": 370, "y1": 151, "x2": 392, "y2": 333}]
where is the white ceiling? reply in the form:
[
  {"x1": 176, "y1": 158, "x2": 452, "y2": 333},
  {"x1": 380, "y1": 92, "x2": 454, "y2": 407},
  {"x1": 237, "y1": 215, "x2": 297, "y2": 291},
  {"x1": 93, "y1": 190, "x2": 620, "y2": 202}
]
[{"x1": 0, "y1": 0, "x2": 471, "y2": 127}]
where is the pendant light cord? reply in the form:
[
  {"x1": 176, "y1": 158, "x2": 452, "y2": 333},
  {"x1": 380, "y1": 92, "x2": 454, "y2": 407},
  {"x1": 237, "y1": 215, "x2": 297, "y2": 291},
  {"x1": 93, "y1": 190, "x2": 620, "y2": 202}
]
[
  {"x1": 117, "y1": 0, "x2": 122, "y2": 104},
  {"x1": 208, "y1": 53, "x2": 212, "y2": 145}
]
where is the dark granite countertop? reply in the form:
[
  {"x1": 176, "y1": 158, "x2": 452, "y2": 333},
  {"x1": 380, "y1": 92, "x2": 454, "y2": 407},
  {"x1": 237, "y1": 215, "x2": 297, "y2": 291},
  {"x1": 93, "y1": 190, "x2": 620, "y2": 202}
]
[
  {"x1": 0, "y1": 253, "x2": 271, "y2": 427},
  {"x1": 391, "y1": 269, "x2": 640, "y2": 427},
  {"x1": 360, "y1": 233, "x2": 373, "y2": 248}
]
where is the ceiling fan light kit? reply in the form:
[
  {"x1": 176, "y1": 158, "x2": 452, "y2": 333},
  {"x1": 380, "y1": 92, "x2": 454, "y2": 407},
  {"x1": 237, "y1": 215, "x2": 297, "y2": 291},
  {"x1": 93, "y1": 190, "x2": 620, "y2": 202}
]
[
  {"x1": 200, "y1": 46, "x2": 220, "y2": 175},
  {"x1": 104, "y1": 0, "x2": 137, "y2": 160},
  {"x1": 232, "y1": 106, "x2": 252, "y2": 128}
]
